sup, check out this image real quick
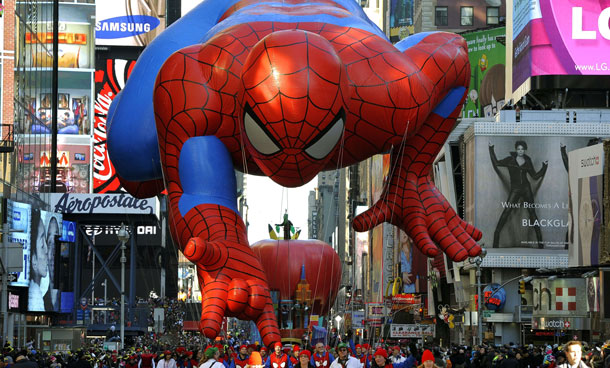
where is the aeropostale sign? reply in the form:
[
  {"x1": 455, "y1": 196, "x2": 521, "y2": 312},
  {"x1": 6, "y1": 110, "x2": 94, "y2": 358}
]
[{"x1": 49, "y1": 193, "x2": 158, "y2": 215}]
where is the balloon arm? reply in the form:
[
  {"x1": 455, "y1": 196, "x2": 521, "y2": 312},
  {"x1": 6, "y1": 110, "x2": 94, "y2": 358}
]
[{"x1": 353, "y1": 88, "x2": 482, "y2": 262}]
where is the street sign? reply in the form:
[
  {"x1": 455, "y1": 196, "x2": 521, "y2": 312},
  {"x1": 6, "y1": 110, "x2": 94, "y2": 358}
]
[
  {"x1": 482, "y1": 310, "x2": 495, "y2": 318},
  {"x1": 7, "y1": 243, "x2": 24, "y2": 273}
]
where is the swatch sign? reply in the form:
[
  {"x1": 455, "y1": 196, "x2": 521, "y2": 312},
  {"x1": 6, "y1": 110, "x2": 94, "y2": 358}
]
[
  {"x1": 96, "y1": 15, "x2": 160, "y2": 39},
  {"x1": 513, "y1": 0, "x2": 610, "y2": 91}
]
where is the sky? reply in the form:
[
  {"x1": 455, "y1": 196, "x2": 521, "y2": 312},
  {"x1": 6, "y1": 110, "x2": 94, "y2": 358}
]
[{"x1": 245, "y1": 174, "x2": 317, "y2": 244}]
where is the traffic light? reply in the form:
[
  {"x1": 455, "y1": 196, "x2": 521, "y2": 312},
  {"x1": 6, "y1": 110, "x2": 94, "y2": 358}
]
[{"x1": 518, "y1": 280, "x2": 526, "y2": 294}]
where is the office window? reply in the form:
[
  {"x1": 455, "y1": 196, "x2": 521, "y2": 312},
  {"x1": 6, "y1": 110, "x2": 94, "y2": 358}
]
[
  {"x1": 487, "y1": 7, "x2": 500, "y2": 25},
  {"x1": 461, "y1": 6, "x2": 474, "y2": 26},
  {"x1": 435, "y1": 6, "x2": 448, "y2": 26}
]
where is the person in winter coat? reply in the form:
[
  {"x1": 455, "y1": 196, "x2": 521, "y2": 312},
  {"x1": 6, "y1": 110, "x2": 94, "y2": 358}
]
[
  {"x1": 370, "y1": 349, "x2": 393, "y2": 368},
  {"x1": 557, "y1": 342, "x2": 588, "y2": 368},
  {"x1": 329, "y1": 344, "x2": 360, "y2": 368},
  {"x1": 499, "y1": 352, "x2": 519, "y2": 368},
  {"x1": 418, "y1": 351, "x2": 440, "y2": 368},
  {"x1": 200, "y1": 348, "x2": 225, "y2": 368},
  {"x1": 295, "y1": 350, "x2": 315, "y2": 368},
  {"x1": 157, "y1": 352, "x2": 177, "y2": 368}
]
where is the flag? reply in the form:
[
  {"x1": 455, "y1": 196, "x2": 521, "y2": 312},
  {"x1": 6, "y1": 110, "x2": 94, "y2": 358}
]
[{"x1": 555, "y1": 287, "x2": 576, "y2": 310}]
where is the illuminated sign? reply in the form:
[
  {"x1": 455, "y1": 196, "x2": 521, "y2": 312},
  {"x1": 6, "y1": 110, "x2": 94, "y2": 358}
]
[
  {"x1": 8, "y1": 293, "x2": 19, "y2": 309},
  {"x1": 96, "y1": 16, "x2": 160, "y2": 39},
  {"x1": 513, "y1": 0, "x2": 610, "y2": 91},
  {"x1": 26, "y1": 32, "x2": 87, "y2": 45}
]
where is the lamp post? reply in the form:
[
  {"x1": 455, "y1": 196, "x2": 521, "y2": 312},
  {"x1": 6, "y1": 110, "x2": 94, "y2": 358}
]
[
  {"x1": 467, "y1": 247, "x2": 486, "y2": 346},
  {"x1": 102, "y1": 279, "x2": 108, "y2": 324},
  {"x1": 117, "y1": 223, "x2": 130, "y2": 350}
]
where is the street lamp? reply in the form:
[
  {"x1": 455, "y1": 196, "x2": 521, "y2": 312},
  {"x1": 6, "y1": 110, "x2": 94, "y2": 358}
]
[
  {"x1": 466, "y1": 247, "x2": 486, "y2": 346},
  {"x1": 117, "y1": 223, "x2": 130, "y2": 350},
  {"x1": 102, "y1": 279, "x2": 108, "y2": 324}
]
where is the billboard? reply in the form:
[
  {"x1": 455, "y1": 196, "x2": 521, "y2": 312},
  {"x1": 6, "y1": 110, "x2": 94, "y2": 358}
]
[
  {"x1": 473, "y1": 135, "x2": 594, "y2": 261},
  {"x1": 389, "y1": 0, "x2": 414, "y2": 42},
  {"x1": 25, "y1": 23, "x2": 93, "y2": 69},
  {"x1": 532, "y1": 278, "x2": 587, "y2": 317},
  {"x1": 462, "y1": 28, "x2": 506, "y2": 119},
  {"x1": 24, "y1": 92, "x2": 90, "y2": 136},
  {"x1": 95, "y1": 0, "x2": 166, "y2": 46},
  {"x1": 18, "y1": 141, "x2": 91, "y2": 193},
  {"x1": 29, "y1": 210, "x2": 62, "y2": 312},
  {"x1": 49, "y1": 193, "x2": 158, "y2": 215},
  {"x1": 7, "y1": 200, "x2": 32, "y2": 287},
  {"x1": 568, "y1": 144, "x2": 604, "y2": 267},
  {"x1": 370, "y1": 154, "x2": 390, "y2": 303},
  {"x1": 94, "y1": 51, "x2": 141, "y2": 193},
  {"x1": 512, "y1": 0, "x2": 610, "y2": 91},
  {"x1": 396, "y1": 229, "x2": 427, "y2": 293}
]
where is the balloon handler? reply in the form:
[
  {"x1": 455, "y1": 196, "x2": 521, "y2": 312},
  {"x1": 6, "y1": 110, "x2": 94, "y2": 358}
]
[{"x1": 106, "y1": 0, "x2": 484, "y2": 347}]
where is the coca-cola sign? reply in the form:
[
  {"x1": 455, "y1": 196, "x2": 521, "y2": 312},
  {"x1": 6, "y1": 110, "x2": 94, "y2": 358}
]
[
  {"x1": 94, "y1": 52, "x2": 140, "y2": 193},
  {"x1": 49, "y1": 193, "x2": 157, "y2": 215}
]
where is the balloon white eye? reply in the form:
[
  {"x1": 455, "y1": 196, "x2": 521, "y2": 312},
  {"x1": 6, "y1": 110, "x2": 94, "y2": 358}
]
[
  {"x1": 305, "y1": 114, "x2": 344, "y2": 160},
  {"x1": 244, "y1": 109, "x2": 280, "y2": 156}
]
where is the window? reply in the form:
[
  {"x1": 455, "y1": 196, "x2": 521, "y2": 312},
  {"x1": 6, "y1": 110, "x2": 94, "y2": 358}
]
[
  {"x1": 487, "y1": 7, "x2": 500, "y2": 25},
  {"x1": 461, "y1": 6, "x2": 474, "y2": 26},
  {"x1": 435, "y1": 6, "x2": 448, "y2": 26}
]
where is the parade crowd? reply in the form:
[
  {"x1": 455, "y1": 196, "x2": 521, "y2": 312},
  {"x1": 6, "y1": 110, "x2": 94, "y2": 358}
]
[{"x1": 0, "y1": 336, "x2": 606, "y2": 368}]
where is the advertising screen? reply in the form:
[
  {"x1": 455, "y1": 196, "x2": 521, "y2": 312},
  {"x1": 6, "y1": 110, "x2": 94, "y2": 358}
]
[
  {"x1": 473, "y1": 135, "x2": 594, "y2": 260},
  {"x1": 370, "y1": 155, "x2": 389, "y2": 303},
  {"x1": 25, "y1": 23, "x2": 93, "y2": 69},
  {"x1": 389, "y1": 0, "x2": 414, "y2": 42},
  {"x1": 29, "y1": 210, "x2": 62, "y2": 312},
  {"x1": 18, "y1": 141, "x2": 91, "y2": 193},
  {"x1": 462, "y1": 28, "x2": 506, "y2": 119},
  {"x1": 512, "y1": 0, "x2": 610, "y2": 91},
  {"x1": 24, "y1": 91, "x2": 90, "y2": 136},
  {"x1": 568, "y1": 144, "x2": 604, "y2": 267},
  {"x1": 94, "y1": 50, "x2": 142, "y2": 193},
  {"x1": 95, "y1": 0, "x2": 166, "y2": 46},
  {"x1": 7, "y1": 200, "x2": 32, "y2": 287}
]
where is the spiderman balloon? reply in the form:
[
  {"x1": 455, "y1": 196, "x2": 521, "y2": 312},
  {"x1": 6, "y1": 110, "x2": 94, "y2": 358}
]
[{"x1": 107, "y1": 0, "x2": 483, "y2": 346}]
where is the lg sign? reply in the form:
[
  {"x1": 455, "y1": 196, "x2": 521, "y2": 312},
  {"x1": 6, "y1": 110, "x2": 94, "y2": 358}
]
[{"x1": 572, "y1": 7, "x2": 610, "y2": 40}]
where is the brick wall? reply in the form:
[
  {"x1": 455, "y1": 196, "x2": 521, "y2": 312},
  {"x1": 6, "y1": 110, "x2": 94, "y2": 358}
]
[{"x1": 3, "y1": 0, "x2": 15, "y2": 126}]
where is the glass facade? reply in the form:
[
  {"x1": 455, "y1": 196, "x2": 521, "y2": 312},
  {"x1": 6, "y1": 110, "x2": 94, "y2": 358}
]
[{"x1": 15, "y1": 1, "x2": 94, "y2": 196}]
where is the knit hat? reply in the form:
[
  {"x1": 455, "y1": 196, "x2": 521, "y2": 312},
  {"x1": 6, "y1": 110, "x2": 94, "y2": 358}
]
[
  {"x1": 274, "y1": 342, "x2": 283, "y2": 349},
  {"x1": 300, "y1": 350, "x2": 312, "y2": 360},
  {"x1": 205, "y1": 347, "x2": 218, "y2": 359},
  {"x1": 422, "y1": 350, "x2": 434, "y2": 363},
  {"x1": 337, "y1": 343, "x2": 349, "y2": 350},
  {"x1": 293, "y1": 346, "x2": 301, "y2": 352},
  {"x1": 249, "y1": 352, "x2": 263, "y2": 366},
  {"x1": 374, "y1": 349, "x2": 388, "y2": 359}
]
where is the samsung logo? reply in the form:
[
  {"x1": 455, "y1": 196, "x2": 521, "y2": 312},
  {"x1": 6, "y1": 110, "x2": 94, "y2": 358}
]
[{"x1": 95, "y1": 15, "x2": 160, "y2": 39}]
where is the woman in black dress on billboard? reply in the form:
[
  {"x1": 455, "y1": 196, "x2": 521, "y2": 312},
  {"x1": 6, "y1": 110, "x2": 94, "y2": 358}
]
[{"x1": 489, "y1": 140, "x2": 548, "y2": 248}]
